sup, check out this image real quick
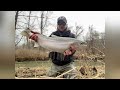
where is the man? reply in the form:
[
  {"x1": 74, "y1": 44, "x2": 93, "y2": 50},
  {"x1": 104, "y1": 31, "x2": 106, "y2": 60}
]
[{"x1": 29, "y1": 16, "x2": 78, "y2": 79}]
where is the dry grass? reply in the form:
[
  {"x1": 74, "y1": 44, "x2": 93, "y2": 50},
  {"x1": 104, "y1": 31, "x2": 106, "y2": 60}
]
[
  {"x1": 15, "y1": 48, "x2": 49, "y2": 61},
  {"x1": 15, "y1": 67, "x2": 47, "y2": 78},
  {"x1": 74, "y1": 50, "x2": 105, "y2": 61},
  {"x1": 15, "y1": 65, "x2": 105, "y2": 79},
  {"x1": 15, "y1": 48, "x2": 105, "y2": 62}
]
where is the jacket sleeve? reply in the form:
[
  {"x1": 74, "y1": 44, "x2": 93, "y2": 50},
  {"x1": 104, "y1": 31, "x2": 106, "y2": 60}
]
[
  {"x1": 71, "y1": 33, "x2": 76, "y2": 38},
  {"x1": 49, "y1": 52, "x2": 55, "y2": 59},
  {"x1": 49, "y1": 32, "x2": 55, "y2": 37}
]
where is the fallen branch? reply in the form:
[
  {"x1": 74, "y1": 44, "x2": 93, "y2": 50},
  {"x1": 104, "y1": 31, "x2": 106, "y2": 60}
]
[{"x1": 56, "y1": 67, "x2": 77, "y2": 78}]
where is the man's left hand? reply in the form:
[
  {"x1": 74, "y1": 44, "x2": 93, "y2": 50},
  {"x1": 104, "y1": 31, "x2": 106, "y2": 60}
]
[{"x1": 64, "y1": 45, "x2": 77, "y2": 56}]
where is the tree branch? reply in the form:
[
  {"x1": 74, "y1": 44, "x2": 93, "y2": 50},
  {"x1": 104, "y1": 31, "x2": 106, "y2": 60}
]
[
  {"x1": 42, "y1": 11, "x2": 48, "y2": 30},
  {"x1": 15, "y1": 36, "x2": 23, "y2": 46}
]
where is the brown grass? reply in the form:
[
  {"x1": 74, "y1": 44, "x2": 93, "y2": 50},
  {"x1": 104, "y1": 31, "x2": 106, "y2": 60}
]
[
  {"x1": 15, "y1": 48, "x2": 105, "y2": 62},
  {"x1": 73, "y1": 50, "x2": 105, "y2": 61},
  {"x1": 15, "y1": 48, "x2": 49, "y2": 61}
]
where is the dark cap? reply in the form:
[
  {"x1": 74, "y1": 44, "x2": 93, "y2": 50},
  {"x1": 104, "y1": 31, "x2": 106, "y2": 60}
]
[{"x1": 57, "y1": 16, "x2": 67, "y2": 25}]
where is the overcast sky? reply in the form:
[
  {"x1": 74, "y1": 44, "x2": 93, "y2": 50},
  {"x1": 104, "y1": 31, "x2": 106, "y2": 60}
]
[{"x1": 45, "y1": 11, "x2": 106, "y2": 37}]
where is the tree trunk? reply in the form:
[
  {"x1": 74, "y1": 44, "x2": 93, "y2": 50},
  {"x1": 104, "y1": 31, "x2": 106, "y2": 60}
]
[
  {"x1": 40, "y1": 11, "x2": 44, "y2": 34},
  {"x1": 15, "y1": 11, "x2": 19, "y2": 30}
]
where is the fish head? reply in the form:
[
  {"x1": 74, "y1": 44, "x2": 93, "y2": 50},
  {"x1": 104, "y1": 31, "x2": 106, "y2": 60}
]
[{"x1": 20, "y1": 28, "x2": 32, "y2": 37}]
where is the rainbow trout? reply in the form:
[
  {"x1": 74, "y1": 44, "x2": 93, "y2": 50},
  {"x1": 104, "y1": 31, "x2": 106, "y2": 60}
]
[{"x1": 21, "y1": 29, "x2": 84, "y2": 53}]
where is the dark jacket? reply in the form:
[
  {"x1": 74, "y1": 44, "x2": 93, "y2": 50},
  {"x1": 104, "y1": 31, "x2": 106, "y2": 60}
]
[{"x1": 49, "y1": 29, "x2": 76, "y2": 66}]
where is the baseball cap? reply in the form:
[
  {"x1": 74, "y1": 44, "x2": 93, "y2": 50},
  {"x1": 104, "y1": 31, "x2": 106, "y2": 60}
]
[{"x1": 57, "y1": 16, "x2": 67, "y2": 25}]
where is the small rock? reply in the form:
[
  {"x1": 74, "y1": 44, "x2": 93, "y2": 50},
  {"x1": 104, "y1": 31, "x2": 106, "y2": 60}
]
[{"x1": 79, "y1": 66, "x2": 86, "y2": 75}]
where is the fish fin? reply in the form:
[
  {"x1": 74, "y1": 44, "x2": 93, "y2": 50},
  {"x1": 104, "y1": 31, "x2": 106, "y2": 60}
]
[{"x1": 34, "y1": 42, "x2": 39, "y2": 47}]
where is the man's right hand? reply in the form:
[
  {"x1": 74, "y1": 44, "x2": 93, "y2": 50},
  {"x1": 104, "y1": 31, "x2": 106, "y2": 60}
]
[{"x1": 29, "y1": 31, "x2": 40, "y2": 42}]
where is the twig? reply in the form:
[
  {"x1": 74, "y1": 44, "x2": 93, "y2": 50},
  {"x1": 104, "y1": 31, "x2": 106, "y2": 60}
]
[{"x1": 100, "y1": 42, "x2": 105, "y2": 49}]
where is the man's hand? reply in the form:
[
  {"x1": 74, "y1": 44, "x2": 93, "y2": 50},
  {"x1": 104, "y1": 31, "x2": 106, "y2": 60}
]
[
  {"x1": 64, "y1": 45, "x2": 77, "y2": 56},
  {"x1": 29, "y1": 31, "x2": 40, "y2": 42}
]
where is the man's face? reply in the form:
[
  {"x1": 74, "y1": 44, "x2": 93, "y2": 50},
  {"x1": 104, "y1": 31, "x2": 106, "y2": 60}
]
[{"x1": 57, "y1": 20, "x2": 67, "y2": 31}]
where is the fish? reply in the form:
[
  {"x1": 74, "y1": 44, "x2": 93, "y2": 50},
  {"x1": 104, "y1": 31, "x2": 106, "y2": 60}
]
[{"x1": 21, "y1": 29, "x2": 86, "y2": 53}]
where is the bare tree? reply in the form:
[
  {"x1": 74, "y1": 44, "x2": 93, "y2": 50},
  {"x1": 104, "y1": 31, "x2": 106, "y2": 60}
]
[
  {"x1": 15, "y1": 11, "x2": 19, "y2": 30},
  {"x1": 85, "y1": 25, "x2": 105, "y2": 55},
  {"x1": 39, "y1": 11, "x2": 53, "y2": 35},
  {"x1": 40, "y1": 11, "x2": 44, "y2": 34},
  {"x1": 73, "y1": 23, "x2": 84, "y2": 38},
  {"x1": 15, "y1": 11, "x2": 53, "y2": 48},
  {"x1": 100, "y1": 32, "x2": 105, "y2": 49},
  {"x1": 86, "y1": 25, "x2": 98, "y2": 54},
  {"x1": 89, "y1": 25, "x2": 95, "y2": 54}
]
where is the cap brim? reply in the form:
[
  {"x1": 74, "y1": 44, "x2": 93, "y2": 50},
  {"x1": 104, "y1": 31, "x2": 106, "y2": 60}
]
[{"x1": 57, "y1": 20, "x2": 66, "y2": 25}]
